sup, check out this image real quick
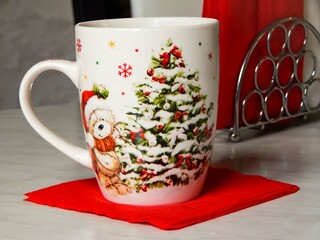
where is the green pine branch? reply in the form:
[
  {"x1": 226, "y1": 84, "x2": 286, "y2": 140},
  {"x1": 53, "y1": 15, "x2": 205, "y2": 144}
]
[{"x1": 93, "y1": 84, "x2": 109, "y2": 99}]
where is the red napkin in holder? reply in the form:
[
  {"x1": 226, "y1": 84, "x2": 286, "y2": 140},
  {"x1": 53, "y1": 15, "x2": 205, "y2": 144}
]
[
  {"x1": 203, "y1": 0, "x2": 304, "y2": 129},
  {"x1": 25, "y1": 168, "x2": 299, "y2": 230}
]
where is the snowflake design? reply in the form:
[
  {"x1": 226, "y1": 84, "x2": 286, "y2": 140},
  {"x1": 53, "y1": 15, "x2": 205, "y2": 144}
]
[
  {"x1": 118, "y1": 63, "x2": 133, "y2": 78},
  {"x1": 76, "y1": 38, "x2": 82, "y2": 52},
  {"x1": 208, "y1": 52, "x2": 213, "y2": 61}
]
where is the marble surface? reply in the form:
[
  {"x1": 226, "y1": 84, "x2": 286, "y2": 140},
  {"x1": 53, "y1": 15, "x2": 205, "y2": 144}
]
[{"x1": 1, "y1": 102, "x2": 320, "y2": 240}]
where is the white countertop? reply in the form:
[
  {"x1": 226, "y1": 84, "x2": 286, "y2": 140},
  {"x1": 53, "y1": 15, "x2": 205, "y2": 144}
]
[{"x1": 1, "y1": 102, "x2": 320, "y2": 240}]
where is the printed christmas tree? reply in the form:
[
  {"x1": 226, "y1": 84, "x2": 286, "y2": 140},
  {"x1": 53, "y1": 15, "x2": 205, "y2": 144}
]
[{"x1": 116, "y1": 39, "x2": 214, "y2": 193}]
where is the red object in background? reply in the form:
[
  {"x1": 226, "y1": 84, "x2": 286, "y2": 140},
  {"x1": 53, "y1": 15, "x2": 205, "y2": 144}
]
[
  {"x1": 25, "y1": 167, "x2": 299, "y2": 230},
  {"x1": 203, "y1": 0, "x2": 304, "y2": 129}
]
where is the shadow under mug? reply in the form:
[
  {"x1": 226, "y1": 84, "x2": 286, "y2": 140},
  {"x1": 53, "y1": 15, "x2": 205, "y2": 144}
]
[{"x1": 19, "y1": 17, "x2": 219, "y2": 206}]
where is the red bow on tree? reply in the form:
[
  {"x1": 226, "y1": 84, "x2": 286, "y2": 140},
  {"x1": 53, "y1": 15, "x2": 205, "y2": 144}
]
[
  {"x1": 170, "y1": 45, "x2": 182, "y2": 58},
  {"x1": 130, "y1": 129, "x2": 145, "y2": 141},
  {"x1": 174, "y1": 111, "x2": 188, "y2": 121},
  {"x1": 159, "y1": 46, "x2": 183, "y2": 68},
  {"x1": 152, "y1": 75, "x2": 166, "y2": 84},
  {"x1": 175, "y1": 154, "x2": 194, "y2": 169}
]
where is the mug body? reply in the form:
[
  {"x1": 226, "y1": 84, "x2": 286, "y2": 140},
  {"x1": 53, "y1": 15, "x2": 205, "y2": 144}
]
[{"x1": 75, "y1": 17, "x2": 219, "y2": 205}]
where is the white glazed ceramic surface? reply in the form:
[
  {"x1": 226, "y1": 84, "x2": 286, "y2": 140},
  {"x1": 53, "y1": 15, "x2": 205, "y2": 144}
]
[{"x1": 19, "y1": 17, "x2": 219, "y2": 206}]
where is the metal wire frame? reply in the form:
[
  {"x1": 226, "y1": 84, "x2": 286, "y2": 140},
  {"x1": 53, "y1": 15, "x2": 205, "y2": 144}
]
[{"x1": 229, "y1": 17, "x2": 320, "y2": 142}]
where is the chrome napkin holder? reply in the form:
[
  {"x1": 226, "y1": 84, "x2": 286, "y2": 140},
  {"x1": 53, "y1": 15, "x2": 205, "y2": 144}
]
[{"x1": 229, "y1": 17, "x2": 320, "y2": 142}]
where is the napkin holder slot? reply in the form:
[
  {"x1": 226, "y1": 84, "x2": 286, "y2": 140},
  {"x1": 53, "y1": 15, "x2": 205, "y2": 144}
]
[{"x1": 229, "y1": 17, "x2": 320, "y2": 142}]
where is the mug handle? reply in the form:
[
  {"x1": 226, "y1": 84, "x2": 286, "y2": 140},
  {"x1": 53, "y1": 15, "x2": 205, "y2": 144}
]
[{"x1": 19, "y1": 59, "x2": 92, "y2": 169}]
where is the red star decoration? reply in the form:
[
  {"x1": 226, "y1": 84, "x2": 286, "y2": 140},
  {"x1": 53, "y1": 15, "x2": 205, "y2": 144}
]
[{"x1": 208, "y1": 52, "x2": 213, "y2": 61}]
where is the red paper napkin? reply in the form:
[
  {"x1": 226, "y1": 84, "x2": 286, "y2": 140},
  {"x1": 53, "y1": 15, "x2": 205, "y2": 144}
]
[
  {"x1": 203, "y1": 0, "x2": 304, "y2": 129},
  {"x1": 25, "y1": 168, "x2": 299, "y2": 230}
]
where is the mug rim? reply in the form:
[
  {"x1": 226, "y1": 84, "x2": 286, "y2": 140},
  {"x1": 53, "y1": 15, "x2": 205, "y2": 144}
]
[{"x1": 76, "y1": 17, "x2": 218, "y2": 30}]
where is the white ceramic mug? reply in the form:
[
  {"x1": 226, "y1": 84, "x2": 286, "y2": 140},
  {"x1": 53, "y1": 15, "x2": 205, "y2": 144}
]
[{"x1": 20, "y1": 17, "x2": 219, "y2": 206}]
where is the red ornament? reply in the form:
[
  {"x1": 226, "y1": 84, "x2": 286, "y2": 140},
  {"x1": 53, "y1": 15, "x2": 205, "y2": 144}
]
[
  {"x1": 129, "y1": 131, "x2": 135, "y2": 140},
  {"x1": 159, "y1": 76, "x2": 166, "y2": 84},
  {"x1": 193, "y1": 93, "x2": 200, "y2": 102},
  {"x1": 157, "y1": 124, "x2": 164, "y2": 131},
  {"x1": 174, "y1": 111, "x2": 182, "y2": 121},
  {"x1": 201, "y1": 104, "x2": 206, "y2": 113},
  {"x1": 139, "y1": 129, "x2": 145, "y2": 139},
  {"x1": 147, "y1": 68, "x2": 154, "y2": 76},
  {"x1": 141, "y1": 185, "x2": 148, "y2": 192},
  {"x1": 178, "y1": 84, "x2": 186, "y2": 94}
]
